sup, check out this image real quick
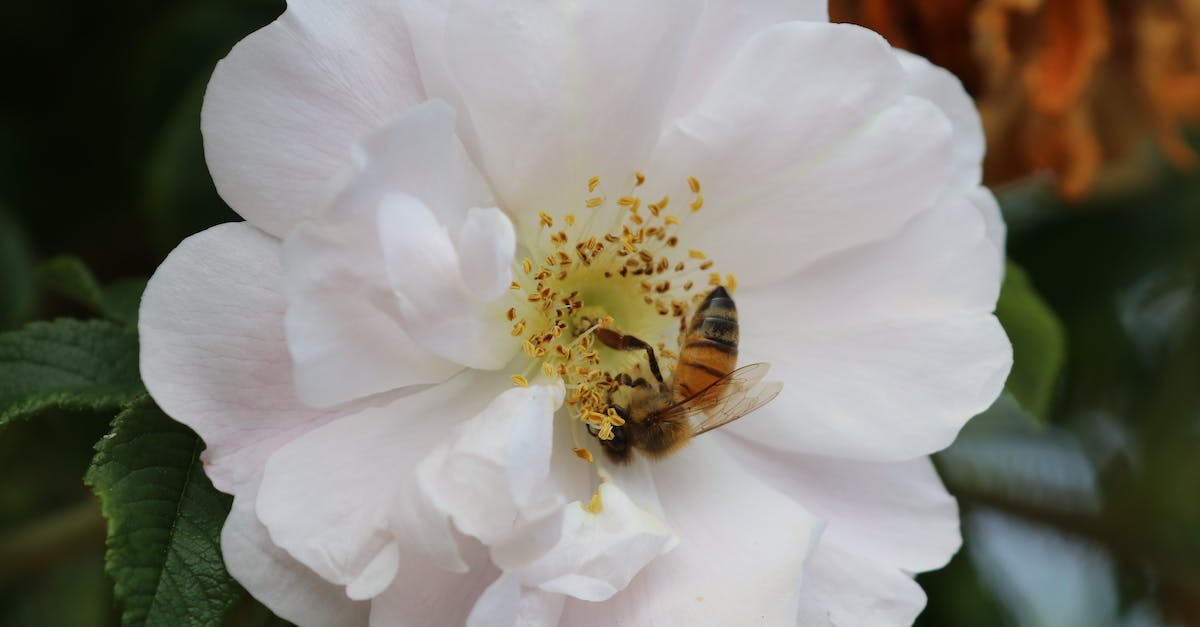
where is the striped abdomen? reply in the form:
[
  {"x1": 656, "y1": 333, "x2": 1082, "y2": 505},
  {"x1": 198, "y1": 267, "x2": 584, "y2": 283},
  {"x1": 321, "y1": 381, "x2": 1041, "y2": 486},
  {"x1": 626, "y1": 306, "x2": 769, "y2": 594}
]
[{"x1": 674, "y1": 286, "x2": 738, "y2": 398}]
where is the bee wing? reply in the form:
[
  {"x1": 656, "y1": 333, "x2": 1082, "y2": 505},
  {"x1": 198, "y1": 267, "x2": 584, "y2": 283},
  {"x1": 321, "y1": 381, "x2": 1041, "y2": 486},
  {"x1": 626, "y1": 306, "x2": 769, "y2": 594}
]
[{"x1": 655, "y1": 363, "x2": 782, "y2": 437}]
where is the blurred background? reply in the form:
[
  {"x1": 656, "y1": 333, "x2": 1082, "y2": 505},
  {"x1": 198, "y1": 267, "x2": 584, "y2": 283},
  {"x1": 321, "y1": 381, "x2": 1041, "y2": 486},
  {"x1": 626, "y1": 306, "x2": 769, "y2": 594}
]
[{"x1": 1, "y1": 0, "x2": 1198, "y2": 625}]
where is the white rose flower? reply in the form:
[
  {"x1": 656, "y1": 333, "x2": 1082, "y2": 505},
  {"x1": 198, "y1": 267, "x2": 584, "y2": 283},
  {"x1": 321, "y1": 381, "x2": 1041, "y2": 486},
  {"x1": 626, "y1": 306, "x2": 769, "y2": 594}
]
[{"x1": 139, "y1": 1, "x2": 1012, "y2": 625}]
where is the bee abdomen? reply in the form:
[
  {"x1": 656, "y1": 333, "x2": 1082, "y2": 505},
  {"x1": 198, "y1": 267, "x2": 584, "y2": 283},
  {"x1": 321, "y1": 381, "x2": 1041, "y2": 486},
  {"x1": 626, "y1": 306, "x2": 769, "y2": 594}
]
[{"x1": 676, "y1": 287, "x2": 739, "y2": 397}]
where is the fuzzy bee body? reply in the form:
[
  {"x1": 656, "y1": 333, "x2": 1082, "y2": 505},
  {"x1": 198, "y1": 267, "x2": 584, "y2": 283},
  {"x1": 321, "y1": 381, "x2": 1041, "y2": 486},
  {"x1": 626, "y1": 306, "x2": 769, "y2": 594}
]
[
  {"x1": 590, "y1": 286, "x2": 780, "y2": 463},
  {"x1": 674, "y1": 286, "x2": 739, "y2": 398}
]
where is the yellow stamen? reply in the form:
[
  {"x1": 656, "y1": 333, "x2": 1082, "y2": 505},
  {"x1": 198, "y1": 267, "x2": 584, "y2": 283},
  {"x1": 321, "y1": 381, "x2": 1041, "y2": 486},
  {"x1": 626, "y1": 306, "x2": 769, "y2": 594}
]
[
  {"x1": 511, "y1": 375, "x2": 529, "y2": 387},
  {"x1": 688, "y1": 175, "x2": 701, "y2": 193},
  {"x1": 582, "y1": 491, "x2": 603, "y2": 514},
  {"x1": 539, "y1": 211, "x2": 554, "y2": 228},
  {"x1": 690, "y1": 193, "x2": 704, "y2": 212},
  {"x1": 573, "y1": 448, "x2": 594, "y2": 463}
]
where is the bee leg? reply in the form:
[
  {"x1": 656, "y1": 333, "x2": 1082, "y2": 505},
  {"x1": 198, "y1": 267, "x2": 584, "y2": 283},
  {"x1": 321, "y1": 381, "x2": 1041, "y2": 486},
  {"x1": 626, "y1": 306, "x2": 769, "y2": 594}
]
[
  {"x1": 594, "y1": 328, "x2": 665, "y2": 384},
  {"x1": 616, "y1": 372, "x2": 652, "y2": 388}
]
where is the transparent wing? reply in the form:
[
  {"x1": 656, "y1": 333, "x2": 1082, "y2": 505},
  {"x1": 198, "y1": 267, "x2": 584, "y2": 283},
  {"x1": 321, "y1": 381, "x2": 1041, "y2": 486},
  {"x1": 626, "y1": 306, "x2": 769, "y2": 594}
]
[{"x1": 654, "y1": 363, "x2": 782, "y2": 437}]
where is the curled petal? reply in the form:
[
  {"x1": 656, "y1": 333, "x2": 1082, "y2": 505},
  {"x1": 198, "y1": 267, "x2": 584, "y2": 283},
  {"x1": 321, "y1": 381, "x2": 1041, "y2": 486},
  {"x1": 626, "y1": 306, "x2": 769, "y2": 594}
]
[
  {"x1": 439, "y1": 0, "x2": 703, "y2": 238},
  {"x1": 458, "y1": 207, "x2": 518, "y2": 301},
  {"x1": 493, "y1": 481, "x2": 676, "y2": 602},
  {"x1": 378, "y1": 194, "x2": 520, "y2": 370},
  {"x1": 561, "y1": 438, "x2": 822, "y2": 626},
  {"x1": 467, "y1": 575, "x2": 566, "y2": 627},
  {"x1": 255, "y1": 372, "x2": 507, "y2": 596},
  {"x1": 201, "y1": 0, "x2": 424, "y2": 236},
  {"x1": 894, "y1": 48, "x2": 986, "y2": 190}
]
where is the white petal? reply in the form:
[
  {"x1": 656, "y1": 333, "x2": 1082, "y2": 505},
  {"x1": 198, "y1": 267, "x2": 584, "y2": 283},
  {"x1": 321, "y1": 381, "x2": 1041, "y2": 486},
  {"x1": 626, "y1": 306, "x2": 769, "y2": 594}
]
[
  {"x1": 458, "y1": 207, "x2": 517, "y2": 301},
  {"x1": 666, "y1": 0, "x2": 827, "y2": 119},
  {"x1": 281, "y1": 101, "x2": 500, "y2": 407},
  {"x1": 794, "y1": 542, "x2": 929, "y2": 627},
  {"x1": 222, "y1": 498, "x2": 368, "y2": 627},
  {"x1": 201, "y1": 0, "x2": 423, "y2": 237},
  {"x1": 895, "y1": 49, "x2": 986, "y2": 190},
  {"x1": 377, "y1": 194, "x2": 519, "y2": 369},
  {"x1": 732, "y1": 191, "x2": 1011, "y2": 461},
  {"x1": 368, "y1": 538, "x2": 500, "y2": 627},
  {"x1": 282, "y1": 217, "x2": 461, "y2": 409},
  {"x1": 139, "y1": 223, "x2": 357, "y2": 497},
  {"x1": 970, "y1": 185, "x2": 1008, "y2": 267},
  {"x1": 255, "y1": 372, "x2": 506, "y2": 592},
  {"x1": 647, "y1": 22, "x2": 954, "y2": 286},
  {"x1": 441, "y1": 0, "x2": 703, "y2": 237},
  {"x1": 724, "y1": 438, "x2": 961, "y2": 575},
  {"x1": 418, "y1": 382, "x2": 565, "y2": 546},
  {"x1": 560, "y1": 438, "x2": 821, "y2": 626},
  {"x1": 467, "y1": 575, "x2": 566, "y2": 627},
  {"x1": 495, "y1": 481, "x2": 676, "y2": 602},
  {"x1": 343, "y1": 99, "x2": 494, "y2": 232}
]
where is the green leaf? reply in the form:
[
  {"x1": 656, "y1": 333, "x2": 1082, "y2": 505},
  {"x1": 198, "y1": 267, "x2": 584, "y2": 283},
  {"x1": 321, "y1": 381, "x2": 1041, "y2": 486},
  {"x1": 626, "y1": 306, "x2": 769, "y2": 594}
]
[
  {"x1": 0, "y1": 319, "x2": 142, "y2": 429},
  {"x1": 996, "y1": 260, "x2": 1066, "y2": 420},
  {"x1": 86, "y1": 396, "x2": 240, "y2": 627},
  {"x1": 35, "y1": 256, "x2": 145, "y2": 325}
]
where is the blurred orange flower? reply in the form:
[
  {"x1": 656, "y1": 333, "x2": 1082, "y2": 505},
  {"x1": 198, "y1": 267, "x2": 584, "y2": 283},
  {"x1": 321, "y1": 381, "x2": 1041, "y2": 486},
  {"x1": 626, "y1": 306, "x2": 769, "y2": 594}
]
[{"x1": 832, "y1": 0, "x2": 1200, "y2": 199}]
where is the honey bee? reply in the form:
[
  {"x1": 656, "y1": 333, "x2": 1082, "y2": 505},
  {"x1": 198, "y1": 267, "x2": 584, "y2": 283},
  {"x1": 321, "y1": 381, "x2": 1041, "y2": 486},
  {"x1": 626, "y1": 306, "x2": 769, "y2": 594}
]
[{"x1": 589, "y1": 286, "x2": 781, "y2": 463}]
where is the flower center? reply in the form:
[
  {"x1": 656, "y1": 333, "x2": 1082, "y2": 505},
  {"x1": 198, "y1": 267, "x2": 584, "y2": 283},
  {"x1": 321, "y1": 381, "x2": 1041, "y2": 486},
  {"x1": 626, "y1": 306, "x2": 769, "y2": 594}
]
[{"x1": 505, "y1": 174, "x2": 736, "y2": 450}]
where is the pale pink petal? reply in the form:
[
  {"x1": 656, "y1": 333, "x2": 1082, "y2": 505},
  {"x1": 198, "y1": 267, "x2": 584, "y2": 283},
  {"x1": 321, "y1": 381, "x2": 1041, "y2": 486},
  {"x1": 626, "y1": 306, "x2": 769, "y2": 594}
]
[
  {"x1": 201, "y1": 0, "x2": 424, "y2": 236},
  {"x1": 560, "y1": 438, "x2": 821, "y2": 626},
  {"x1": 467, "y1": 575, "x2": 566, "y2": 627},
  {"x1": 895, "y1": 48, "x2": 986, "y2": 189},
  {"x1": 254, "y1": 372, "x2": 508, "y2": 594},
  {"x1": 794, "y1": 542, "x2": 929, "y2": 626},
  {"x1": 666, "y1": 0, "x2": 827, "y2": 119},
  {"x1": 646, "y1": 22, "x2": 954, "y2": 286},
  {"x1": 458, "y1": 207, "x2": 518, "y2": 301},
  {"x1": 281, "y1": 101, "x2": 499, "y2": 407},
  {"x1": 731, "y1": 192, "x2": 1011, "y2": 461},
  {"x1": 377, "y1": 194, "x2": 520, "y2": 370},
  {"x1": 368, "y1": 539, "x2": 500, "y2": 627},
  {"x1": 724, "y1": 438, "x2": 961, "y2": 574},
  {"x1": 440, "y1": 0, "x2": 703, "y2": 239},
  {"x1": 139, "y1": 222, "x2": 357, "y2": 497},
  {"x1": 417, "y1": 382, "x2": 565, "y2": 546},
  {"x1": 494, "y1": 481, "x2": 676, "y2": 602},
  {"x1": 222, "y1": 498, "x2": 368, "y2": 627},
  {"x1": 282, "y1": 217, "x2": 461, "y2": 409}
]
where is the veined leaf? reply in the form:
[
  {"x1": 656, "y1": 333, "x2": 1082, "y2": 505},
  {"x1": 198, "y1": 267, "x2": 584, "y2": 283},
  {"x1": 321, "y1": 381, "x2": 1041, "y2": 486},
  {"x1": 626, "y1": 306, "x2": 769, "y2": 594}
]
[
  {"x1": 0, "y1": 319, "x2": 142, "y2": 429},
  {"x1": 86, "y1": 396, "x2": 240, "y2": 627}
]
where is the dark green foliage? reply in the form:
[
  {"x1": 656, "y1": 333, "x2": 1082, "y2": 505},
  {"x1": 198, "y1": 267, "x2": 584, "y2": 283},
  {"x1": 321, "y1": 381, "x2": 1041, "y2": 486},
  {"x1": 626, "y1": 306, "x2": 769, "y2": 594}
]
[
  {"x1": 86, "y1": 397, "x2": 239, "y2": 627},
  {"x1": 996, "y1": 261, "x2": 1066, "y2": 420},
  {"x1": 35, "y1": 257, "x2": 146, "y2": 326},
  {"x1": 0, "y1": 319, "x2": 142, "y2": 429}
]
